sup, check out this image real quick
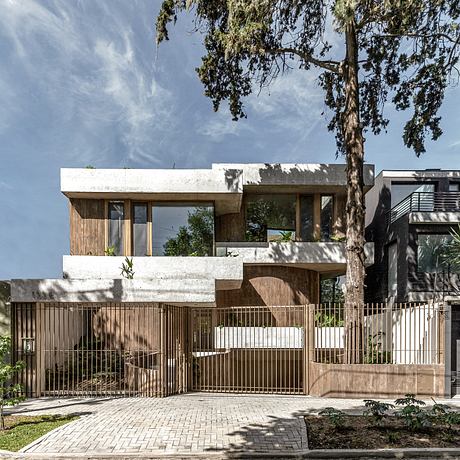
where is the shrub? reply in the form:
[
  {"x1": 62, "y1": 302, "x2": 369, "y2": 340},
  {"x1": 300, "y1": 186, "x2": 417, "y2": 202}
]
[
  {"x1": 363, "y1": 400, "x2": 394, "y2": 424},
  {"x1": 319, "y1": 407, "x2": 345, "y2": 429}
]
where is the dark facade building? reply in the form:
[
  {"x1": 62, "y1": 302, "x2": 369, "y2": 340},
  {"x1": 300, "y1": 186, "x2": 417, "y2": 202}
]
[{"x1": 365, "y1": 169, "x2": 460, "y2": 304}]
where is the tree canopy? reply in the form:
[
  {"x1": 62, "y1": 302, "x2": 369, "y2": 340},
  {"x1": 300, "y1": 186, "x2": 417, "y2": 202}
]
[{"x1": 157, "y1": 0, "x2": 459, "y2": 155}]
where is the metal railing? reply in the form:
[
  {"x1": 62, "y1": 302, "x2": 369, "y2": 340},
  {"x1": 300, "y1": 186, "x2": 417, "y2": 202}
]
[{"x1": 389, "y1": 191, "x2": 460, "y2": 224}]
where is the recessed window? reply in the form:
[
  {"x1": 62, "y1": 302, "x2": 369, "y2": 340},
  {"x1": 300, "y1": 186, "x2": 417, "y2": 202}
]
[
  {"x1": 300, "y1": 195, "x2": 314, "y2": 242},
  {"x1": 152, "y1": 203, "x2": 214, "y2": 256},
  {"x1": 320, "y1": 195, "x2": 334, "y2": 241},
  {"x1": 132, "y1": 203, "x2": 148, "y2": 256},
  {"x1": 108, "y1": 202, "x2": 124, "y2": 256},
  {"x1": 449, "y1": 183, "x2": 460, "y2": 192},
  {"x1": 417, "y1": 234, "x2": 453, "y2": 273},
  {"x1": 245, "y1": 194, "x2": 296, "y2": 242}
]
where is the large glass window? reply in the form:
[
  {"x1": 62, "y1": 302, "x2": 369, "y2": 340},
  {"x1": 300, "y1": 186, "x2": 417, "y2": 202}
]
[
  {"x1": 320, "y1": 195, "x2": 334, "y2": 241},
  {"x1": 245, "y1": 194, "x2": 296, "y2": 242},
  {"x1": 132, "y1": 203, "x2": 148, "y2": 256},
  {"x1": 387, "y1": 242, "x2": 397, "y2": 297},
  {"x1": 108, "y1": 202, "x2": 124, "y2": 256},
  {"x1": 391, "y1": 183, "x2": 435, "y2": 208},
  {"x1": 300, "y1": 195, "x2": 314, "y2": 242},
  {"x1": 417, "y1": 234, "x2": 453, "y2": 273},
  {"x1": 152, "y1": 204, "x2": 214, "y2": 256}
]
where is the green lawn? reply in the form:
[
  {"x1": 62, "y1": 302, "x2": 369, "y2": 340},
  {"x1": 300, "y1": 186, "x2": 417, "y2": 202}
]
[{"x1": 0, "y1": 415, "x2": 78, "y2": 452}]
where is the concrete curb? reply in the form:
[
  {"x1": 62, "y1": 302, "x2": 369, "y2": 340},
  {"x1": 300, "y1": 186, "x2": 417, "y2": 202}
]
[{"x1": 1, "y1": 448, "x2": 460, "y2": 459}]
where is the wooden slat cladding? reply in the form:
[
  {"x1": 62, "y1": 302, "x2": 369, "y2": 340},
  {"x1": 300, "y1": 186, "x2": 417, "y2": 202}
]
[
  {"x1": 333, "y1": 193, "x2": 347, "y2": 238},
  {"x1": 216, "y1": 266, "x2": 319, "y2": 307},
  {"x1": 70, "y1": 199, "x2": 105, "y2": 255}
]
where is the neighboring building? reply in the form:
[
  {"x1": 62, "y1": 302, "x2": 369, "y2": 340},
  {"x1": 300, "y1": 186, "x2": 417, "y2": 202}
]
[
  {"x1": 365, "y1": 169, "x2": 460, "y2": 304},
  {"x1": 365, "y1": 169, "x2": 460, "y2": 397}
]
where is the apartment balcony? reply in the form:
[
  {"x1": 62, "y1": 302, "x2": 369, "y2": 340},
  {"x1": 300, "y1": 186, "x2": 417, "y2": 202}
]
[{"x1": 389, "y1": 192, "x2": 460, "y2": 224}]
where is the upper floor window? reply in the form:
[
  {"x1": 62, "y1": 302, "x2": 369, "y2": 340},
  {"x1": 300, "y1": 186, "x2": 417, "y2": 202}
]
[
  {"x1": 320, "y1": 195, "x2": 334, "y2": 241},
  {"x1": 417, "y1": 234, "x2": 453, "y2": 273},
  {"x1": 449, "y1": 183, "x2": 460, "y2": 192},
  {"x1": 132, "y1": 203, "x2": 148, "y2": 256},
  {"x1": 245, "y1": 194, "x2": 296, "y2": 242},
  {"x1": 152, "y1": 203, "x2": 214, "y2": 256},
  {"x1": 391, "y1": 182, "x2": 435, "y2": 208},
  {"x1": 108, "y1": 202, "x2": 124, "y2": 256}
]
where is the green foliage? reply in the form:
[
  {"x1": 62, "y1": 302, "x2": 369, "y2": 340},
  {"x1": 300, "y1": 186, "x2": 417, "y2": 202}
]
[
  {"x1": 276, "y1": 231, "x2": 294, "y2": 242},
  {"x1": 319, "y1": 407, "x2": 345, "y2": 429},
  {"x1": 120, "y1": 257, "x2": 134, "y2": 279},
  {"x1": 164, "y1": 207, "x2": 214, "y2": 256},
  {"x1": 395, "y1": 394, "x2": 431, "y2": 431},
  {"x1": 156, "y1": 1, "x2": 460, "y2": 156},
  {"x1": 0, "y1": 336, "x2": 26, "y2": 430},
  {"x1": 104, "y1": 246, "x2": 116, "y2": 256},
  {"x1": 314, "y1": 311, "x2": 344, "y2": 327},
  {"x1": 444, "y1": 224, "x2": 460, "y2": 270},
  {"x1": 320, "y1": 277, "x2": 345, "y2": 304},
  {"x1": 85, "y1": 165, "x2": 95, "y2": 169},
  {"x1": 364, "y1": 332, "x2": 392, "y2": 364},
  {"x1": 363, "y1": 399, "x2": 394, "y2": 423}
]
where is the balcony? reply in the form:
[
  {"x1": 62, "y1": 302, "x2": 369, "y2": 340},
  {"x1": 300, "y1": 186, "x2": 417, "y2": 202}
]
[{"x1": 389, "y1": 192, "x2": 460, "y2": 224}]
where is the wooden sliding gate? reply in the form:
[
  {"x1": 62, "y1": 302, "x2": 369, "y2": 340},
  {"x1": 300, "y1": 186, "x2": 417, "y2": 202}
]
[
  {"x1": 12, "y1": 303, "x2": 189, "y2": 397},
  {"x1": 190, "y1": 306, "x2": 308, "y2": 394}
]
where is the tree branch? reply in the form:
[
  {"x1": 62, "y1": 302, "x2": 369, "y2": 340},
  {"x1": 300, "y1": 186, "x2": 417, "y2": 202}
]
[{"x1": 265, "y1": 47, "x2": 341, "y2": 74}]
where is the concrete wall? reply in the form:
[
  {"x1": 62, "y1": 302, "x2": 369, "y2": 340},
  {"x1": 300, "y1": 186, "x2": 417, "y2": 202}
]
[
  {"x1": 10, "y1": 278, "x2": 216, "y2": 305},
  {"x1": 62, "y1": 255, "x2": 243, "y2": 285},
  {"x1": 218, "y1": 242, "x2": 374, "y2": 268}
]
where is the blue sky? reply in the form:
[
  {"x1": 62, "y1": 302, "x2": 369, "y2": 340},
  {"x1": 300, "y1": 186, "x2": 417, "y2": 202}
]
[{"x1": 0, "y1": 0, "x2": 459, "y2": 279}]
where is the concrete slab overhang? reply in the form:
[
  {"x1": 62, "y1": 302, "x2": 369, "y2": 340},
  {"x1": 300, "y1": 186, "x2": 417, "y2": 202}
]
[
  {"x1": 213, "y1": 163, "x2": 375, "y2": 192},
  {"x1": 10, "y1": 278, "x2": 216, "y2": 306},
  {"x1": 217, "y1": 241, "x2": 375, "y2": 270},
  {"x1": 409, "y1": 211, "x2": 460, "y2": 224},
  {"x1": 61, "y1": 168, "x2": 243, "y2": 215}
]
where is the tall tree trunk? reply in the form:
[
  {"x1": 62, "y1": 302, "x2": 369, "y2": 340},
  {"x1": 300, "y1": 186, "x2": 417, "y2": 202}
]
[{"x1": 343, "y1": 18, "x2": 365, "y2": 364}]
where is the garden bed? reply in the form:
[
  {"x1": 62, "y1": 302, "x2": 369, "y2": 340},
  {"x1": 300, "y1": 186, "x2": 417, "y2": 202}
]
[
  {"x1": 0, "y1": 415, "x2": 78, "y2": 452},
  {"x1": 305, "y1": 415, "x2": 460, "y2": 449}
]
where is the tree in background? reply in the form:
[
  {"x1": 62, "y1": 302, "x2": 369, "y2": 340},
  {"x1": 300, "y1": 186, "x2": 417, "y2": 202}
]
[
  {"x1": 164, "y1": 207, "x2": 214, "y2": 256},
  {"x1": 156, "y1": 1, "x2": 460, "y2": 362},
  {"x1": 0, "y1": 336, "x2": 25, "y2": 430}
]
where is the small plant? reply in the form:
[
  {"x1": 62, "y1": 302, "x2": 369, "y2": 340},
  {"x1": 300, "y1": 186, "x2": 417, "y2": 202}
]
[
  {"x1": 277, "y1": 231, "x2": 294, "y2": 242},
  {"x1": 363, "y1": 399, "x2": 394, "y2": 424},
  {"x1": 85, "y1": 165, "x2": 95, "y2": 169},
  {"x1": 314, "y1": 312, "x2": 344, "y2": 327},
  {"x1": 120, "y1": 257, "x2": 134, "y2": 279},
  {"x1": 387, "y1": 431, "x2": 400, "y2": 444},
  {"x1": 319, "y1": 407, "x2": 345, "y2": 429},
  {"x1": 330, "y1": 233, "x2": 346, "y2": 242},
  {"x1": 104, "y1": 246, "x2": 116, "y2": 256},
  {"x1": 395, "y1": 394, "x2": 431, "y2": 431},
  {"x1": 0, "y1": 336, "x2": 26, "y2": 430}
]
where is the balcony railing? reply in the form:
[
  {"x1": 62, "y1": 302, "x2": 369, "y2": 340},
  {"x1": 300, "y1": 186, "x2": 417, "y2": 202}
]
[{"x1": 389, "y1": 191, "x2": 460, "y2": 224}]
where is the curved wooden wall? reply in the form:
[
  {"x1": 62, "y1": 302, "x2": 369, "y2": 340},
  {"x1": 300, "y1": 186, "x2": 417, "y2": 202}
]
[{"x1": 216, "y1": 265, "x2": 319, "y2": 307}]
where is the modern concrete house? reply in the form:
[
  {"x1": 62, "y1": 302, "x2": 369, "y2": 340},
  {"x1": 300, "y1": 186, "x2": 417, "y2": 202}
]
[
  {"x1": 365, "y1": 169, "x2": 460, "y2": 396},
  {"x1": 8, "y1": 163, "x2": 452, "y2": 398}
]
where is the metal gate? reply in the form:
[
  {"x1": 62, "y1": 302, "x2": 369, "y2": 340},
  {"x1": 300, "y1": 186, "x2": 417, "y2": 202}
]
[
  {"x1": 190, "y1": 306, "x2": 307, "y2": 394},
  {"x1": 12, "y1": 303, "x2": 189, "y2": 397}
]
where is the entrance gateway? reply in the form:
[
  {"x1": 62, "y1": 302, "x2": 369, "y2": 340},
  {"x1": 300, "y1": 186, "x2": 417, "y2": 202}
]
[{"x1": 12, "y1": 302, "x2": 448, "y2": 398}]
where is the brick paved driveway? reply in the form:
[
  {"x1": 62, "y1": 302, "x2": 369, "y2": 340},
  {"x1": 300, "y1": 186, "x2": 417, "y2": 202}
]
[
  {"x1": 11, "y1": 394, "x2": 460, "y2": 456},
  {"x1": 13, "y1": 394, "x2": 317, "y2": 455}
]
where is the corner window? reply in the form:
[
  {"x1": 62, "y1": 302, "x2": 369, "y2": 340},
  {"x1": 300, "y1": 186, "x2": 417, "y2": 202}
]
[
  {"x1": 417, "y1": 234, "x2": 453, "y2": 273},
  {"x1": 245, "y1": 194, "x2": 296, "y2": 242},
  {"x1": 391, "y1": 183, "x2": 435, "y2": 208},
  {"x1": 108, "y1": 202, "x2": 124, "y2": 256},
  {"x1": 320, "y1": 195, "x2": 334, "y2": 241},
  {"x1": 152, "y1": 204, "x2": 214, "y2": 256},
  {"x1": 132, "y1": 203, "x2": 148, "y2": 256}
]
